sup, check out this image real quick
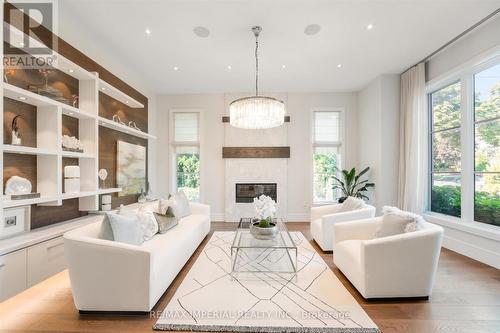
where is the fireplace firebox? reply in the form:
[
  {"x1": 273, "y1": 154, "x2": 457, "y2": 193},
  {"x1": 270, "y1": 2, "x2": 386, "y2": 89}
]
[{"x1": 235, "y1": 183, "x2": 277, "y2": 203}]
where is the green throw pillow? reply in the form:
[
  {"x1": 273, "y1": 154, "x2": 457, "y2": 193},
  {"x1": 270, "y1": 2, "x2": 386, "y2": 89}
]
[{"x1": 154, "y1": 212, "x2": 179, "y2": 233}]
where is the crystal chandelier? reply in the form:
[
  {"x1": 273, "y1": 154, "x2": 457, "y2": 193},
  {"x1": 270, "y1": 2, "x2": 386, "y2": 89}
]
[{"x1": 229, "y1": 26, "x2": 285, "y2": 129}]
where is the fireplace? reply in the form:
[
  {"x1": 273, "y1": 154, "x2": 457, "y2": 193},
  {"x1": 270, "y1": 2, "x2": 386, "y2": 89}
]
[{"x1": 235, "y1": 183, "x2": 277, "y2": 203}]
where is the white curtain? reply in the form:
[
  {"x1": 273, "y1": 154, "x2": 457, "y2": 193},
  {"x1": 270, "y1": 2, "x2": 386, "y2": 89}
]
[{"x1": 398, "y1": 63, "x2": 427, "y2": 213}]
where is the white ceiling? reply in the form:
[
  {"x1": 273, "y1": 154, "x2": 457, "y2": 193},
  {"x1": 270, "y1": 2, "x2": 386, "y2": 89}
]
[{"x1": 57, "y1": 0, "x2": 500, "y2": 94}]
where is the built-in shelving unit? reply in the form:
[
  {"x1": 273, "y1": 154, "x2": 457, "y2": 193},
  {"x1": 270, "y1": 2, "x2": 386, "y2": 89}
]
[{"x1": 1, "y1": 22, "x2": 154, "y2": 218}]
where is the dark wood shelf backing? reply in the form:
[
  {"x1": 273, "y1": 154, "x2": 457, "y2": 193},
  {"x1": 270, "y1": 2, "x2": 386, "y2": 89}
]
[
  {"x1": 4, "y1": 97, "x2": 37, "y2": 147},
  {"x1": 3, "y1": 153, "x2": 37, "y2": 192},
  {"x1": 222, "y1": 146, "x2": 290, "y2": 158},
  {"x1": 62, "y1": 115, "x2": 79, "y2": 138},
  {"x1": 99, "y1": 92, "x2": 148, "y2": 132},
  {"x1": 222, "y1": 115, "x2": 290, "y2": 123}
]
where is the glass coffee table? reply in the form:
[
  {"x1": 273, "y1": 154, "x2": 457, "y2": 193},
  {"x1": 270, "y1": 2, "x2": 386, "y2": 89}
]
[{"x1": 231, "y1": 218, "x2": 298, "y2": 275}]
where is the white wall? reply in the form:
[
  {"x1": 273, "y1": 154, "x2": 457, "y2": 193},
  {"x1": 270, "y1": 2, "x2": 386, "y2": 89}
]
[
  {"x1": 156, "y1": 92, "x2": 358, "y2": 221},
  {"x1": 426, "y1": 14, "x2": 500, "y2": 82},
  {"x1": 357, "y1": 75, "x2": 400, "y2": 212}
]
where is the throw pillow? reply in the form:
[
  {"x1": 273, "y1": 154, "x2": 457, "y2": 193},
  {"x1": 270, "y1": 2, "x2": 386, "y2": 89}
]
[
  {"x1": 118, "y1": 205, "x2": 159, "y2": 241},
  {"x1": 154, "y1": 212, "x2": 179, "y2": 233},
  {"x1": 375, "y1": 206, "x2": 424, "y2": 238},
  {"x1": 338, "y1": 196, "x2": 365, "y2": 212},
  {"x1": 158, "y1": 198, "x2": 175, "y2": 215},
  {"x1": 106, "y1": 212, "x2": 144, "y2": 245},
  {"x1": 168, "y1": 191, "x2": 191, "y2": 218}
]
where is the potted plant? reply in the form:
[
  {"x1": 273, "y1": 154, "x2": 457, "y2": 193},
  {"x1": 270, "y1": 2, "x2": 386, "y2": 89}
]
[
  {"x1": 250, "y1": 194, "x2": 279, "y2": 240},
  {"x1": 332, "y1": 167, "x2": 375, "y2": 203}
]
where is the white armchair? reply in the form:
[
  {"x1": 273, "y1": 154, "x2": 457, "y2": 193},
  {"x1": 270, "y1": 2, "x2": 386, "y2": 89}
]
[
  {"x1": 310, "y1": 203, "x2": 376, "y2": 251},
  {"x1": 333, "y1": 217, "x2": 444, "y2": 299}
]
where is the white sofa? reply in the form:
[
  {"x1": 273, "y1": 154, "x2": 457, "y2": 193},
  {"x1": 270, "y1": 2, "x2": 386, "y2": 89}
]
[
  {"x1": 63, "y1": 202, "x2": 210, "y2": 312},
  {"x1": 310, "y1": 203, "x2": 376, "y2": 251},
  {"x1": 333, "y1": 217, "x2": 443, "y2": 299}
]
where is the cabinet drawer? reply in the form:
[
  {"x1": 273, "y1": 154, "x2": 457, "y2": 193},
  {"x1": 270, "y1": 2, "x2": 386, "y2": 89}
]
[
  {"x1": 0, "y1": 249, "x2": 27, "y2": 302},
  {"x1": 27, "y1": 236, "x2": 66, "y2": 287}
]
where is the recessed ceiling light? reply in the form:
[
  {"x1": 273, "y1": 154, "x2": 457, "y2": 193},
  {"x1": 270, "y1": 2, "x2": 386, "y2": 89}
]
[
  {"x1": 125, "y1": 101, "x2": 129, "y2": 104},
  {"x1": 282, "y1": 64, "x2": 286, "y2": 69},
  {"x1": 68, "y1": 69, "x2": 74, "y2": 73},
  {"x1": 193, "y1": 26, "x2": 210, "y2": 38},
  {"x1": 227, "y1": 65, "x2": 232, "y2": 70},
  {"x1": 337, "y1": 64, "x2": 342, "y2": 68},
  {"x1": 19, "y1": 42, "x2": 24, "y2": 47},
  {"x1": 367, "y1": 24, "x2": 374, "y2": 30},
  {"x1": 101, "y1": 87, "x2": 106, "y2": 91},
  {"x1": 173, "y1": 66, "x2": 179, "y2": 71},
  {"x1": 145, "y1": 28, "x2": 151, "y2": 35},
  {"x1": 304, "y1": 24, "x2": 321, "y2": 35},
  {"x1": 18, "y1": 96, "x2": 26, "y2": 100},
  {"x1": 69, "y1": 112, "x2": 74, "y2": 115}
]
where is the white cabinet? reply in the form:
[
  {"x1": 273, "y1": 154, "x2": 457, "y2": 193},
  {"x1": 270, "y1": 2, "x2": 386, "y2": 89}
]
[
  {"x1": 0, "y1": 248, "x2": 27, "y2": 301},
  {"x1": 27, "y1": 236, "x2": 66, "y2": 287}
]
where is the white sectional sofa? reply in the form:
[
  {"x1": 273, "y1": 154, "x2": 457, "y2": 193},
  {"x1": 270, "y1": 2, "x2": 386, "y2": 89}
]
[
  {"x1": 63, "y1": 202, "x2": 210, "y2": 312},
  {"x1": 310, "y1": 203, "x2": 376, "y2": 251},
  {"x1": 333, "y1": 217, "x2": 443, "y2": 299}
]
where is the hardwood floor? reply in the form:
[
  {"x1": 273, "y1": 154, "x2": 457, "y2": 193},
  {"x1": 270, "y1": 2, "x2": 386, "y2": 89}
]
[{"x1": 0, "y1": 222, "x2": 499, "y2": 333}]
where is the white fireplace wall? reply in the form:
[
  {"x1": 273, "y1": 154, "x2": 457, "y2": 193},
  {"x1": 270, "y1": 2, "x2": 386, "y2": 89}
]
[{"x1": 223, "y1": 93, "x2": 288, "y2": 222}]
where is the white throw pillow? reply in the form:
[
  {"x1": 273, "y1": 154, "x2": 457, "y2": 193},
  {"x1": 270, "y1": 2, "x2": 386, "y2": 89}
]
[
  {"x1": 375, "y1": 206, "x2": 424, "y2": 238},
  {"x1": 98, "y1": 215, "x2": 114, "y2": 241},
  {"x1": 118, "y1": 205, "x2": 159, "y2": 241},
  {"x1": 106, "y1": 212, "x2": 144, "y2": 245},
  {"x1": 158, "y1": 198, "x2": 175, "y2": 215},
  {"x1": 169, "y1": 191, "x2": 191, "y2": 218},
  {"x1": 338, "y1": 196, "x2": 365, "y2": 212}
]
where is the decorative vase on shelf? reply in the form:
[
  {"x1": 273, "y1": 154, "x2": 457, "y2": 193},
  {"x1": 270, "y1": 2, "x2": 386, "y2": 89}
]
[{"x1": 250, "y1": 194, "x2": 278, "y2": 240}]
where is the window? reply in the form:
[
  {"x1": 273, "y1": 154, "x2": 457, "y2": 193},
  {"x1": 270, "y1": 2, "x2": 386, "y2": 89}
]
[
  {"x1": 171, "y1": 112, "x2": 200, "y2": 201},
  {"x1": 428, "y1": 58, "x2": 500, "y2": 227},
  {"x1": 429, "y1": 82, "x2": 462, "y2": 217},
  {"x1": 474, "y1": 63, "x2": 500, "y2": 226},
  {"x1": 312, "y1": 110, "x2": 341, "y2": 203}
]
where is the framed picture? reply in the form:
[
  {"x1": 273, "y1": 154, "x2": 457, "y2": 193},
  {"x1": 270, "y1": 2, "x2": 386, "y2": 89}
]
[
  {"x1": 117, "y1": 140, "x2": 146, "y2": 197},
  {"x1": 1, "y1": 206, "x2": 30, "y2": 239}
]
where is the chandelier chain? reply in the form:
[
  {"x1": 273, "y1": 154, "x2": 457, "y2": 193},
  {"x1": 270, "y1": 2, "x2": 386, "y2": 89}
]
[{"x1": 255, "y1": 32, "x2": 259, "y2": 96}]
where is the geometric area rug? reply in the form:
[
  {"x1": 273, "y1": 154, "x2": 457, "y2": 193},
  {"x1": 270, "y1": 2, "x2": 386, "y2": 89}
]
[{"x1": 154, "y1": 232, "x2": 380, "y2": 332}]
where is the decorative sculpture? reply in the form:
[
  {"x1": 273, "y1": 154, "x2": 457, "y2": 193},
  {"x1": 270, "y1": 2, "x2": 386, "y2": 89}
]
[{"x1": 11, "y1": 115, "x2": 21, "y2": 145}]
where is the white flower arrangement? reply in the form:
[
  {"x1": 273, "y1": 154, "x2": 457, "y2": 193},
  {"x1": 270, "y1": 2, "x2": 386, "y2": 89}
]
[{"x1": 253, "y1": 194, "x2": 277, "y2": 221}]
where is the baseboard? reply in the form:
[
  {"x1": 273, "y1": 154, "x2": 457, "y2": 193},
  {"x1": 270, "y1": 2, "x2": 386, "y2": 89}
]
[
  {"x1": 211, "y1": 213, "x2": 225, "y2": 222},
  {"x1": 287, "y1": 213, "x2": 309, "y2": 222},
  {"x1": 442, "y1": 234, "x2": 500, "y2": 269}
]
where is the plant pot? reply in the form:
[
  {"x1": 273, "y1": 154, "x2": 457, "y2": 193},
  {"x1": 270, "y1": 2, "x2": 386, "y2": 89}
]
[{"x1": 250, "y1": 222, "x2": 278, "y2": 240}]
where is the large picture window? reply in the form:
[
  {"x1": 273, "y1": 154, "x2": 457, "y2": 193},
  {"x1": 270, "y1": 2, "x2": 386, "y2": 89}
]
[
  {"x1": 312, "y1": 110, "x2": 341, "y2": 203},
  {"x1": 474, "y1": 63, "x2": 500, "y2": 226},
  {"x1": 430, "y1": 82, "x2": 462, "y2": 217},
  {"x1": 171, "y1": 112, "x2": 200, "y2": 201},
  {"x1": 428, "y1": 58, "x2": 500, "y2": 227}
]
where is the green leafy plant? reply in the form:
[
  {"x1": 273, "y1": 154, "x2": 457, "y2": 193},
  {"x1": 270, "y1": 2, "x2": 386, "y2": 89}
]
[
  {"x1": 332, "y1": 167, "x2": 375, "y2": 203},
  {"x1": 257, "y1": 218, "x2": 272, "y2": 228}
]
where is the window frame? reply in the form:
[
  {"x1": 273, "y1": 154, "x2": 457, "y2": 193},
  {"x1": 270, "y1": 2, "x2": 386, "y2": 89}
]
[
  {"x1": 310, "y1": 108, "x2": 345, "y2": 205},
  {"x1": 425, "y1": 51, "x2": 500, "y2": 229},
  {"x1": 169, "y1": 109, "x2": 203, "y2": 202}
]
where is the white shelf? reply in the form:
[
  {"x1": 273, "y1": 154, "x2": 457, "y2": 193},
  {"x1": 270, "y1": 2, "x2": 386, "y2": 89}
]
[
  {"x1": 61, "y1": 150, "x2": 96, "y2": 159},
  {"x1": 3, "y1": 195, "x2": 60, "y2": 208},
  {"x1": 3, "y1": 145, "x2": 58, "y2": 156},
  {"x1": 98, "y1": 79, "x2": 144, "y2": 108},
  {"x1": 98, "y1": 116, "x2": 156, "y2": 139},
  {"x1": 61, "y1": 191, "x2": 96, "y2": 200},
  {"x1": 3, "y1": 83, "x2": 95, "y2": 121},
  {"x1": 97, "y1": 188, "x2": 122, "y2": 195}
]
